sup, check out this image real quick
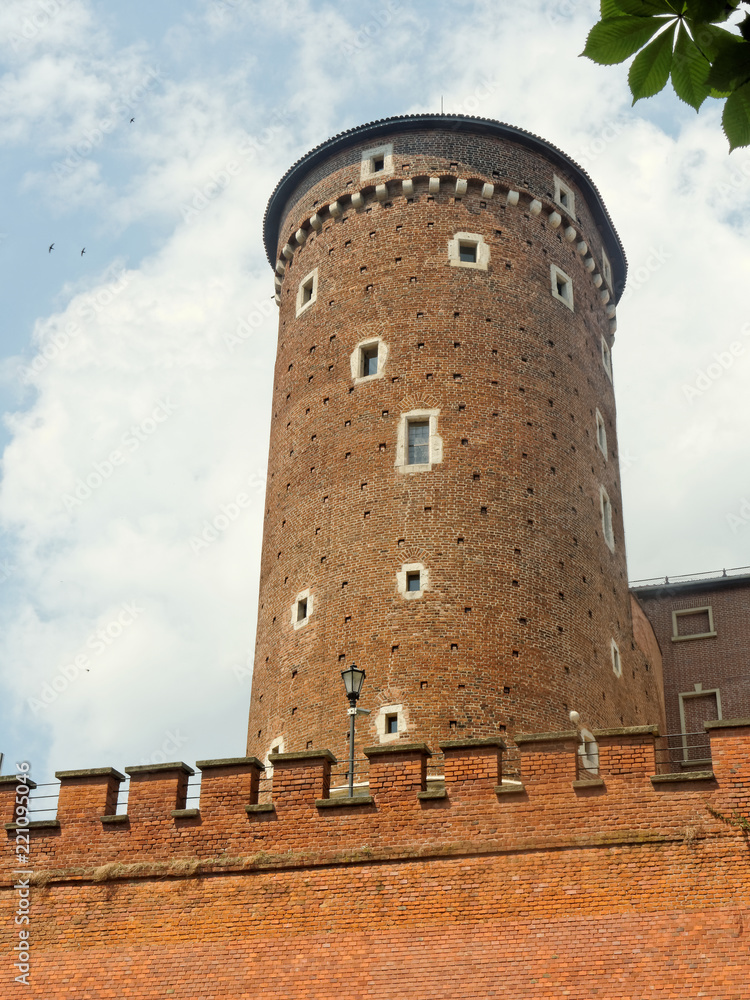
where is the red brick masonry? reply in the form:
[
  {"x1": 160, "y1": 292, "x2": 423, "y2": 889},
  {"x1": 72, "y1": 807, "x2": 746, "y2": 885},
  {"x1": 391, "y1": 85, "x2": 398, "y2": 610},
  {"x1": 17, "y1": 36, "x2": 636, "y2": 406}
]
[{"x1": 2, "y1": 721, "x2": 749, "y2": 999}]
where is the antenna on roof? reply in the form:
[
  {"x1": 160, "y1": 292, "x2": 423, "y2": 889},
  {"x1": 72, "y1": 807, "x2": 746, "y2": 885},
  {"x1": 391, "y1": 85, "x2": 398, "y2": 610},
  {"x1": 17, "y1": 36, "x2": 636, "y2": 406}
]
[{"x1": 441, "y1": 95, "x2": 444, "y2": 114}]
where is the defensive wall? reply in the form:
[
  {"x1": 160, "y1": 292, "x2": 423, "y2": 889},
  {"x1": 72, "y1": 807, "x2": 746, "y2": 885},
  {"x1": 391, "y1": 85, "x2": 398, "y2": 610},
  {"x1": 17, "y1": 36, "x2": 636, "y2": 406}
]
[{"x1": 2, "y1": 720, "x2": 749, "y2": 998}]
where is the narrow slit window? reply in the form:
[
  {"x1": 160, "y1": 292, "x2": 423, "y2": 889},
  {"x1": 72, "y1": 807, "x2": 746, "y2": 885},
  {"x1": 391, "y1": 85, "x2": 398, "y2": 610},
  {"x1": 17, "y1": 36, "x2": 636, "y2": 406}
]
[
  {"x1": 406, "y1": 570, "x2": 421, "y2": 592},
  {"x1": 596, "y1": 409, "x2": 607, "y2": 457},
  {"x1": 386, "y1": 713, "x2": 398, "y2": 734},
  {"x1": 550, "y1": 264, "x2": 573, "y2": 310},
  {"x1": 408, "y1": 420, "x2": 430, "y2": 465},
  {"x1": 296, "y1": 268, "x2": 318, "y2": 316},
  {"x1": 600, "y1": 487, "x2": 615, "y2": 551},
  {"x1": 296, "y1": 597, "x2": 308, "y2": 622},
  {"x1": 611, "y1": 640, "x2": 622, "y2": 678},
  {"x1": 601, "y1": 336, "x2": 613, "y2": 381},
  {"x1": 372, "y1": 155, "x2": 384, "y2": 172},
  {"x1": 362, "y1": 345, "x2": 379, "y2": 377}
]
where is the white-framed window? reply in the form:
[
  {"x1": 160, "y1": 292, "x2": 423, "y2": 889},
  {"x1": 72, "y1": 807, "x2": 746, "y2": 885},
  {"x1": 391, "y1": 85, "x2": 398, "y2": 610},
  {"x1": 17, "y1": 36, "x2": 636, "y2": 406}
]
[
  {"x1": 601, "y1": 249, "x2": 612, "y2": 288},
  {"x1": 671, "y1": 606, "x2": 717, "y2": 642},
  {"x1": 611, "y1": 639, "x2": 622, "y2": 678},
  {"x1": 376, "y1": 703, "x2": 406, "y2": 743},
  {"x1": 360, "y1": 143, "x2": 393, "y2": 180},
  {"x1": 595, "y1": 409, "x2": 607, "y2": 458},
  {"x1": 397, "y1": 562, "x2": 428, "y2": 599},
  {"x1": 553, "y1": 174, "x2": 576, "y2": 218},
  {"x1": 395, "y1": 409, "x2": 443, "y2": 473},
  {"x1": 601, "y1": 335, "x2": 613, "y2": 381},
  {"x1": 550, "y1": 264, "x2": 574, "y2": 310},
  {"x1": 295, "y1": 268, "x2": 318, "y2": 317},
  {"x1": 448, "y1": 232, "x2": 490, "y2": 271},
  {"x1": 600, "y1": 486, "x2": 615, "y2": 551},
  {"x1": 350, "y1": 337, "x2": 388, "y2": 383},
  {"x1": 291, "y1": 588, "x2": 313, "y2": 629}
]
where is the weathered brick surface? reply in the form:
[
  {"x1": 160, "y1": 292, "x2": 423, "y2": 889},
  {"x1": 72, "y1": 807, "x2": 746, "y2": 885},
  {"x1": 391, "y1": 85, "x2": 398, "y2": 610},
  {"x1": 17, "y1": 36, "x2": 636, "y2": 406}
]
[
  {"x1": 3, "y1": 725, "x2": 749, "y2": 998},
  {"x1": 247, "y1": 120, "x2": 666, "y2": 770}
]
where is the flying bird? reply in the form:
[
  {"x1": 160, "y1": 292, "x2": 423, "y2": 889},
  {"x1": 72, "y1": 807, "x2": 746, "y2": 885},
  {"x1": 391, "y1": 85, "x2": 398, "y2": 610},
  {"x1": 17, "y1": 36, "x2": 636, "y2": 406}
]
[
  {"x1": 48, "y1": 244, "x2": 54, "y2": 253},
  {"x1": 130, "y1": 117, "x2": 135, "y2": 123},
  {"x1": 81, "y1": 248, "x2": 85, "y2": 256}
]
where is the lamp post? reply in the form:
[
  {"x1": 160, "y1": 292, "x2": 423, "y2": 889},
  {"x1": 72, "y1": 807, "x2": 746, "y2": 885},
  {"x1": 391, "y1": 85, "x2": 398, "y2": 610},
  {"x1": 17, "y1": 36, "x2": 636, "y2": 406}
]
[{"x1": 341, "y1": 664, "x2": 366, "y2": 798}]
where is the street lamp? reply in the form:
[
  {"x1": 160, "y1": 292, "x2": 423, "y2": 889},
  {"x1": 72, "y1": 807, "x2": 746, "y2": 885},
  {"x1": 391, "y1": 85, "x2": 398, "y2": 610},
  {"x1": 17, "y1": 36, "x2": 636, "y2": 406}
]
[{"x1": 341, "y1": 664, "x2": 366, "y2": 798}]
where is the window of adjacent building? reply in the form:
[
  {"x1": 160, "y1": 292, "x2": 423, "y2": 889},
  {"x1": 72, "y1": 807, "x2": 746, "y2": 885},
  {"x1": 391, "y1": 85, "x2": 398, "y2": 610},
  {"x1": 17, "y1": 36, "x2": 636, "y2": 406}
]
[
  {"x1": 291, "y1": 589, "x2": 313, "y2": 629},
  {"x1": 671, "y1": 606, "x2": 716, "y2": 641},
  {"x1": 553, "y1": 174, "x2": 576, "y2": 218},
  {"x1": 448, "y1": 232, "x2": 490, "y2": 270},
  {"x1": 601, "y1": 336, "x2": 613, "y2": 381},
  {"x1": 611, "y1": 639, "x2": 622, "y2": 678},
  {"x1": 550, "y1": 264, "x2": 574, "y2": 310},
  {"x1": 296, "y1": 268, "x2": 318, "y2": 317},
  {"x1": 679, "y1": 684, "x2": 721, "y2": 762},
  {"x1": 596, "y1": 409, "x2": 607, "y2": 458},
  {"x1": 350, "y1": 337, "x2": 388, "y2": 383},
  {"x1": 397, "y1": 562, "x2": 428, "y2": 599},
  {"x1": 600, "y1": 487, "x2": 615, "y2": 551},
  {"x1": 395, "y1": 409, "x2": 443, "y2": 473}
]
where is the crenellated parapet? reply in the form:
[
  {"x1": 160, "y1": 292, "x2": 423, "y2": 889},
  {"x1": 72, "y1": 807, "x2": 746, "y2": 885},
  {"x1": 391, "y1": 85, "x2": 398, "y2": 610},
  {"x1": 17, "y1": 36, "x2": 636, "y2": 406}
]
[{"x1": 3, "y1": 722, "x2": 749, "y2": 885}]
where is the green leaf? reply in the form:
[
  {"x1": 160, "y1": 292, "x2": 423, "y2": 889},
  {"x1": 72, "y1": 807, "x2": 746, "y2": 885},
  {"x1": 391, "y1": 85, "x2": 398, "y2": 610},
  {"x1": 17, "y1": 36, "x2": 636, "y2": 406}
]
[
  {"x1": 722, "y1": 80, "x2": 750, "y2": 149},
  {"x1": 685, "y1": 0, "x2": 734, "y2": 21},
  {"x1": 671, "y1": 22, "x2": 713, "y2": 108},
  {"x1": 706, "y1": 40, "x2": 750, "y2": 91},
  {"x1": 629, "y1": 22, "x2": 677, "y2": 101},
  {"x1": 687, "y1": 20, "x2": 742, "y2": 61},
  {"x1": 582, "y1": 15, "x2": 670, "y2": 65}
]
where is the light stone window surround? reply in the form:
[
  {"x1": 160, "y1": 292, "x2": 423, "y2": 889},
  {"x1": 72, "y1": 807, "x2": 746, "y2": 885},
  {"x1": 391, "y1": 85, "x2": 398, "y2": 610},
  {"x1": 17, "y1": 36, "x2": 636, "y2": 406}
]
[
  {"x1": 376, "y1": 703, "x2": 407, "y2": 743},
  {"x1": 265, "y1": 735, "x2": 286, "y2": 775},
  {"x1": 601, "y1": 335, "x2": 613, "y2": 381},
  {"x1": 395, "y1": 409, "x2": 443, "y2": 473},
  {"x1": 553, "y1": 174, "x2": 576, "y2": 219},
  {"x1": 595, "y1": 409, "x2": 607, "y2": 459},
  {"x1": 610, "y1": 639, "x2": 622, "y2": 678},
  {"x1": 600, "y1": 486, "x2": 615, "y2": 552},
  {"x1": 360, "y1": 143, "x2": 394, "y2": 181},
  {"x1": 601, "y1": 249, "x2": 613, "y2": 289},
  {"x1": 578, "y1": 728, "x2": 599, "y2": 773},
  {"x1": 550, "y1": 263, "x2": 574, "y2": 311},
  {"x1": 295, "y1": 267, "x2": 318, "y2": 317},
  {"x1": 350, "y1": 337, "x2": 389, "y2": 384},
  {"x1": 291, "y1": 588, "x2": 313, "y2": 630},
  {"x1": 671, "y1": 606, "x2": 717, "y2": 642},
  {"x1": 396, "y1": 562, "x2": 429, "y2": 600},
  {"x1": 448, "y1": 232, "x2": 490, "y2": 271}
]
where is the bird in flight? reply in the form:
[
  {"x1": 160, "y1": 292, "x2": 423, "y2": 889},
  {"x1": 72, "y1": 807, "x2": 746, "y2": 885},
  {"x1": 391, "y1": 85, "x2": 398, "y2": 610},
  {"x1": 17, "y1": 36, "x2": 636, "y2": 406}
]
[
  {"x1": 81, "y1": 248, "x2": 86, "y2": 256},
  {"x1": 48, "y1": 244, "x2": 54, "y2": 253},
  {"x1": 130, "y1": 117, "x2": 135, "y2": 123}
]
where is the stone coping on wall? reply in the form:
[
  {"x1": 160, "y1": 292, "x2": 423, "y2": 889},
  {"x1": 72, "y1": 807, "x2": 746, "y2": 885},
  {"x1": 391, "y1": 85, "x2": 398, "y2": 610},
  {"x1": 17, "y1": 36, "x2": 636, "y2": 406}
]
[
  {"x1": 268, "y1": 750, "x2": 337, "y2": 764},
  {"x1": 55, "y1": 767, "x2": 127, "y2": 780},
  {"x1": 196, "y1": 757, "x2": 265, "y2": 771},
  {"x1": 124, "y1": 762, "x2": 195, "y2": 776},
  {"x1": 704, "y1": 718, "x2": 750, "y2": 730},
  {"x1": 438, "y1": 738, "x2": 506, "y2": 751},
  {"x1": 363, "y1": 742, "x2": 432, "y2": 758}
]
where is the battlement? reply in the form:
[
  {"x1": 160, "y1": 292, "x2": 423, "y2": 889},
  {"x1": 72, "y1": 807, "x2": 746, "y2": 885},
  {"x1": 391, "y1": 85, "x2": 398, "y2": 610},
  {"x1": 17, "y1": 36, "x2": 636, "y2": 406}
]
[{"x1": 3, "y1": 722, "x2": 749, "y2": 884}]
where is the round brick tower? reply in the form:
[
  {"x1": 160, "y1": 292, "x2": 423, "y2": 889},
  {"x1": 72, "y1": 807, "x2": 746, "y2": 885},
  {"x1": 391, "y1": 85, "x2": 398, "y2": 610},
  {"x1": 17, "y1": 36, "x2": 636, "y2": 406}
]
[{"x1": 246, "y1": 114, "x2": 665, "y2": 767}]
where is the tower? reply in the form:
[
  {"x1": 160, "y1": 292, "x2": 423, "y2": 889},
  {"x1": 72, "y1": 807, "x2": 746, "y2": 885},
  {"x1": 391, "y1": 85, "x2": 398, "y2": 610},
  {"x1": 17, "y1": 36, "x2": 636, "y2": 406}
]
[{"x1": 247, "y1": 114, "x2": 665, "y2": 766}]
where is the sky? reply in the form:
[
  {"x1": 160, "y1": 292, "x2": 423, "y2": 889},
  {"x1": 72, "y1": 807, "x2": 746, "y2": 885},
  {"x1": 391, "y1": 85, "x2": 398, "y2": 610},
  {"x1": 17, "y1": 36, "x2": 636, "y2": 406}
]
[{"x1": 1, "y1": 0, "x2": 749, "y2": 788}]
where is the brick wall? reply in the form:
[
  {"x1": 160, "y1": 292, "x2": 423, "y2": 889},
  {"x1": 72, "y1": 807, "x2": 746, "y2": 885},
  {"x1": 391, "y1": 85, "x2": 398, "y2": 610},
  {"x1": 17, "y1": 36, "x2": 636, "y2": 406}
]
[{"x1": 2, "y1": 722, "x2": 749, "y2": 998}]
